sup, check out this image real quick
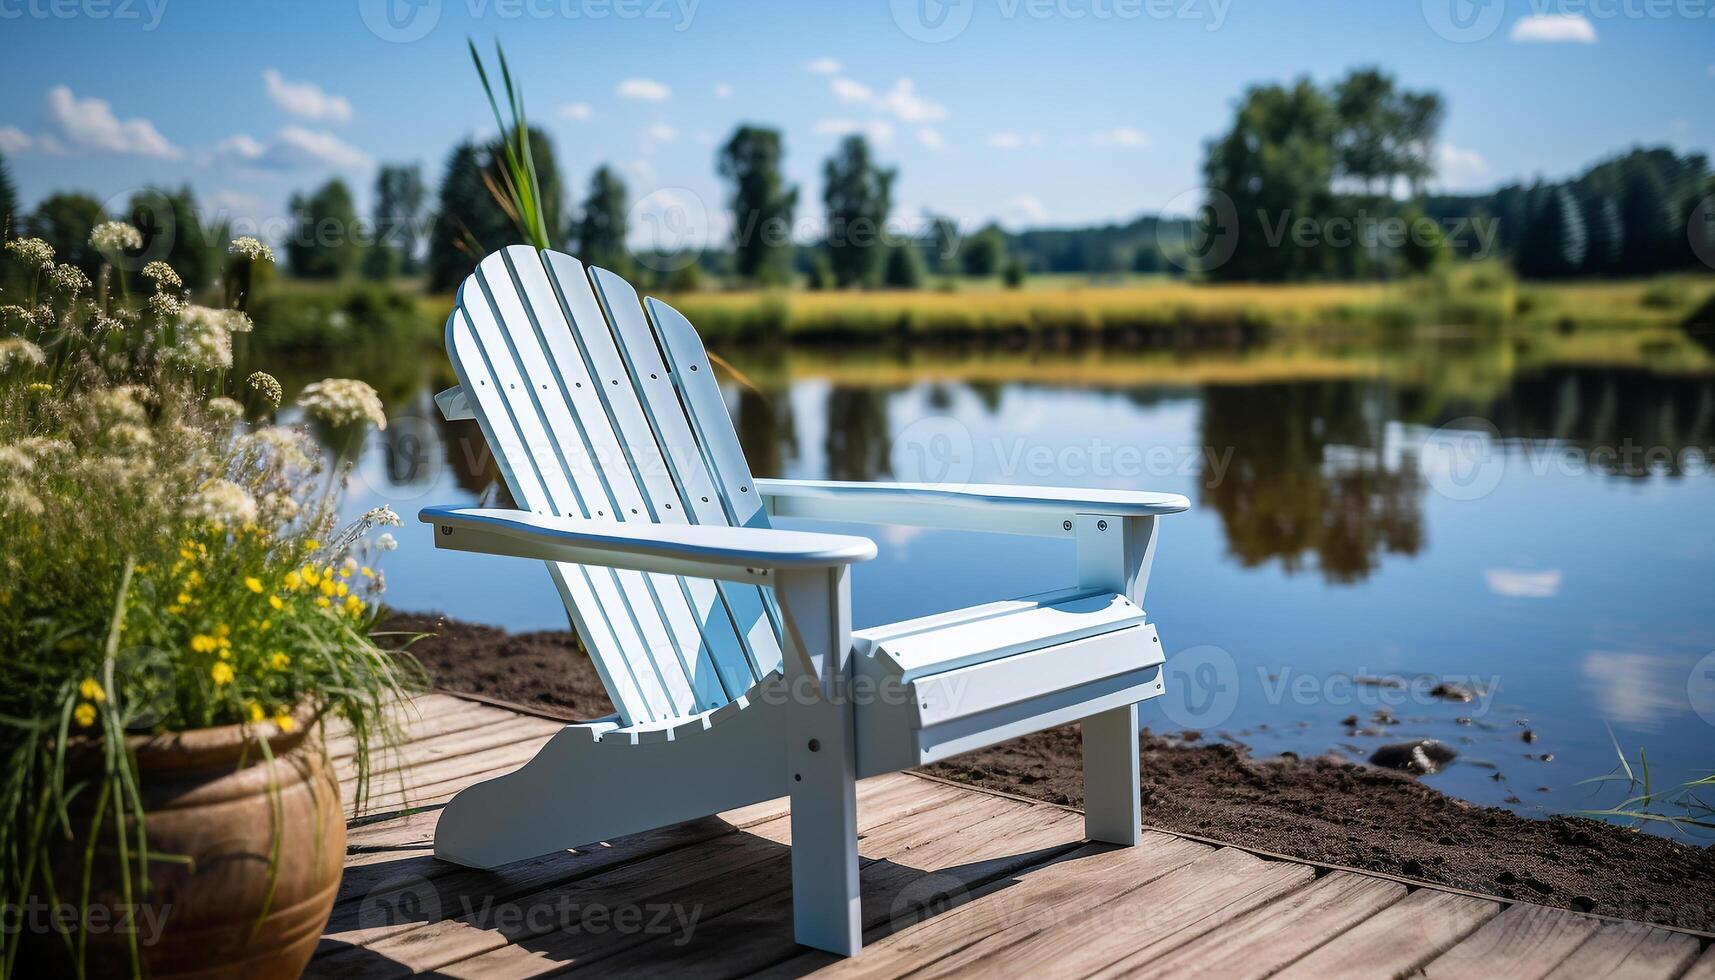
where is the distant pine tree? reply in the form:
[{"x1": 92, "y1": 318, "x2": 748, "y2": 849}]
[
  {"x1": 1519, "y1": 184, "x2": 1587, "y2": 279},
  {"x1": 1583, "y1": 193, "x2": 1623, "y2": 274},
  {"x1": 0, "y1": 152, "x2": 18, "y2": 237}
]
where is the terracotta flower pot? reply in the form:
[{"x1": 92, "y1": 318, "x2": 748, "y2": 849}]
[{"x1": 21, "y1": 706, "x2": 343, "y2": 979}]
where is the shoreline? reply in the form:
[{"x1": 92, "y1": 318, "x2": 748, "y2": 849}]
[{"x1": 384, "y1": 612, "x2": 1715, "y2": 934}]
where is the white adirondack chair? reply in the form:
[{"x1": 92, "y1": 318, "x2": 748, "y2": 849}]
[{"x1": 420, "y1": 246, "x2": 1189, "y2": 955}]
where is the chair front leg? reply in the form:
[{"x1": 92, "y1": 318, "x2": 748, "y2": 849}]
[
  {"x1": 776, "y1": 566, "x2": 863, "y2": 956},
  {"x1": 1076, "y1": 514, "x2": 1155, "y2": 845}
]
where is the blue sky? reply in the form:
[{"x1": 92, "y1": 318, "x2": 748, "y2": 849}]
[{"x1": 1, "y1": 0, "x2": 1711, "y2": 246}]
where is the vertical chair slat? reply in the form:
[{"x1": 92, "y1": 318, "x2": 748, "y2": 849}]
[
  {"x1": 445, "y1": 306, "x2": 659, "y2": 722},
  {"x1": 644, "y1": 295, "x2": 787, "y2": 674},
  {"x1": 528, "y1": 249, "x2": 744, "y2": 710},
  {"x1": 590, "y1": 268, "x2": 784, "y2": 688}
]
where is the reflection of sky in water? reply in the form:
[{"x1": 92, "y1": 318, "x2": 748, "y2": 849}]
[{"x1": 340, "y1": 366, "x2": 1715, "y2": 838}]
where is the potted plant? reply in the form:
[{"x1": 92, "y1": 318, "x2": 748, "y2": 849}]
[{"x1": 0, "y1": 230, "x2": 418, "y2": 978}]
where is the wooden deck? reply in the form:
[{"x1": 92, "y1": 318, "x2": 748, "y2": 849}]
[{"x1": 312, "y1": 694, "x2": 1714, "y2": 978}]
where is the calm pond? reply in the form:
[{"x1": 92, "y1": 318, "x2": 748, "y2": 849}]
[{"x1": 333, "y1": 333, "x2": 1715, "y2": 838}]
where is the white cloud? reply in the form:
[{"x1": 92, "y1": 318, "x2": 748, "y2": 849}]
[
  {"x1": 219, "y1": 126, "x2": 370, "y2": 171},
  {"x1": 262, "y1": 69, "x2": 353, "y2": 124},
  {"x1": 559, "y1": 102, "x2": 593, "y2": 121},
  {"x1": 1091, "y1": 126, "x2": 1149, "y2": 148},
  {"x1": 0, "y1": 126, "x2": 33, "y2": 154},
  {"x1": 1484, "y1": 568, "x2": 1561, "y2": 599},
  {"x1": 1509, "y1": 14, "x2": 1597, "y2": 43},
  {"x1": 1005, "y1": 194, "x2": 1048, "y2": 225},
  {"x1": 207, "y1": 188, "x2": 264, "y2": 217},
  {"x1": 1435, "y1": 143, "x2": 1491, "y2": 189},
  {"x1": 713, "y1": 82, "x2": 733, "y2": 99},
  {"x1": 987, "y1": 131, "x2": 1043, "y2": 150},
  {"x1": 805, "y1": 57, "x2": 842, "y2": 75},
  {"x1": 1581, "y1": 652, "x2": 1690, "y2": 729},
  {"x1": 917, "y1": 127, "x2": 944, "y2": 151},
  {"x1": 813, "y1": 118, "x2": 894, "y2": 144},
  {"x1": 876, "y1": 78, "x2": 946, "y2": 124},
  {"x1": 616, "y1": 78, "x2": 671, "y2": 102},
  {"x1": 43, "y1": 86, "x2": 179, "y2": 159},
  {"x1": 830, "y1": 77, "x2": 874, "y2": 104},
  {"x1": 646, "y1": 122, "x2": 677, "y2": 143}
]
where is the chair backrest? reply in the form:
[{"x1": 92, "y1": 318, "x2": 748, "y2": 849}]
[{"x1": 447, "y1": 246, "x2": 785, "y2": 726}]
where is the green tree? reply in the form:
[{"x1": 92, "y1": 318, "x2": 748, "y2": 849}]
[
  {"x1": 1002, "y1": 256, "x2": 1026, "y2": 288},
  {"x1": 1203, "y1": 79, "x2": 1337, "y2": 281},
  {"x1": 962, "y1": 223, "x2": 1007, "y2": 276},
  {"x1": 806, "y1": 253, "x2": 834, "y2": 290},
  {"x1": 882, "y1": 241, "x2": 924, "y2": 288},
  {"x1": 574, "y1": 165, "x2": 631, "y2": 276},
  {"x1": 927, "y1": 214, "x2": 961, "y2": 275},
  {"x1": 426, "y1": 129, "x2": 567, "y2": 291},
  {"x1": 1518, "y1": 184, "x2": 1587, "y2": 279},
  {"x1": 719, "y1": 126, "x2": 798, "y2": 285},
  {"x1": 27, "y1": 192, "x2": 106, "y2": 277},
  {"x1": 821, "y1": 135, "x2": 895, "y2": 288},
  {"x1": 0, "y1": 153, "x2": 18, "y2": 237},
  {"x1": 126, "y1": 186, "x2": 218, "y2": 290},
  {"x1": 1582, "y1": 192, "x2": 1623, "y2": 274},
  {"x1": 365, "y1": 164, "x2": 426, "y2": 280},
  {"x1": 1617, "y1": 164, "x2": 1675, "y2": 273},
  {"x1": 1332, "y1": 68, "x2": 1442, "y2": 196},
  {"x1": 286, "y1": 179, "x2": 362, "y2": 279},
  {"x1": 1396, "y1": 205, "x2": 1446, "y2": 273}
]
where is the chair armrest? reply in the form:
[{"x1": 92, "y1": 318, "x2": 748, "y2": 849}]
[
  {"x1": 756, "y1": 478, "x2": 1190, "y2": 537},
  {"x1": 420, "y1": 506, "x2": 875, "y2": 585}
]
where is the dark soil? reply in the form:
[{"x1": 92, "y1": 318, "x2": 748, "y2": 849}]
[{"x1": 384, "y1": 612, "x2": 1715, "y2": 934}]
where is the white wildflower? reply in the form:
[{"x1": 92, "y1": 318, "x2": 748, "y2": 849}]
[
  {"x1": 207, "y1": 396, "x2": 244, "y2": 421},
  {"x1": 89, "y1": 385, "x2": 149, "y2": 425},
  {"x1": 148, "y1": 291, "x2": 185, "y2": 319},
  {"x1": 141, "y1": 261, "x2": 182, "y2": 290},
  {"x1": 247, "y1": 371, "x2": 282, "y2": 408},
  {"x1": 104, "y1": 422, "x2": 154, "y2": 451},
  {"x1": 49, "y1": 264, "x2": 91, "y2": 296},
  {"x1": 245, "y1": 425, "x2": 315, "y2": 471},
  {"x1": 296, "y1": 378, "x2": 387, "y2": 431},
  {"x1": 4, "y1": 237, "x2": 54, "y2": 271},
  {"x1": 1, "y1": 484, "x2": 44, "y2": 517},
  {"x1": 186, "y1": 478, "x2": 257, "y2": 528},
  {"x1": 228, "y1": 237, "x2": 275, "y2": 263},
  {"x1": 167, "y1": 304, "x2": 245, "y2": 371},
  {"x1": 361, "y1": 505, "x2": 402, "y2": 527},
  {"x1": 0, "y1": 338, "x2": 46, "y2": 370},
  {"x1": 89, "y1": 221, "x2": 143, "y2": 256},
  {"x1": 376, "y1": 532, "x2": 398, "y2": 552},
  {"x1": 0, "y1": 446, "x2": 34, "y2": 474},
  {"x1": 258, "y1": 489, "x2": 300, "y2": 524}
]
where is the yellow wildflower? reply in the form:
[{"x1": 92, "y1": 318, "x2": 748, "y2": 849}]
[
  {"x1": 247, "y1": 701, "x2": 265, "y2": 722},
  {"x1": 319, "y1": 576, "x2": 335, "y2": 597},
  {"x1": 273, "y1": 711, "x2": 296, "y2": 733},
  {"x1": 304, "y1": 538, "x2": 319, "y2": 551},
  {"x1": 335, "y1": 581, "x2": 349, "y2": 598},
  {"x1": 301, "y1": 565, "x2": 320, "y2": 587},
  {"x1": 78, "y1": 678, "x2": 106, "y2": 703},
  {"x1": 179, "y1": 547, "x2": 196, "y2": 561},
  {"x1": 344, "y1": 594, "x2": 364, "y2": 615},
  {"x1": 283, "y1": 569, "x2": 302, "y2": 591},
  {"x1": 245, "y1": 576, "x2": 264, "y2": 593},
  {"x1": 269, "y1": 595, "x2": 284, "y2": 611},
  {"x1": 361, "y1": 566, "x2": 375, "y2": 579},
  {"x1": 270, "y1": 652, "x2": 290, "y2": 670},
  {"x1": 211, "y1": 662, "x2": 234, "y2": 685},
  {"x1": 190, "y1": 634, "x2": 218, "y2": 654},
  {"x1": 314, "y1": 596, "x2": 330, "y2": 609},
  {"x1": 217, "y1": 623, "x2": 230, "y2": 637},
  {"x1": 74, "y1": 703, "x2": 97, "y2": 728},
  {"x1": 177, "y1": 592, "x2": 193, "y2": 605}
]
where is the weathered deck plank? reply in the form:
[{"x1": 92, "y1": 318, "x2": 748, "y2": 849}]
[{"x1": 314, "y1": 695, "x2": 1708, "y2": 978}]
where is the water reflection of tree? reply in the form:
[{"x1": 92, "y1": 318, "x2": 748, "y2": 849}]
[
  {"x1": 735, "y1": 385, "x2": 797, "y2": 479},
  {"x1": 1200, "y1": 381, "x2": 1424, "y2": 583},
  {"x1": 825, "y1": 387, "x2": 893, "y2": 483},
  {"x1": 1480, "y1": 368, "x2": 1715, "y2": 477}
]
